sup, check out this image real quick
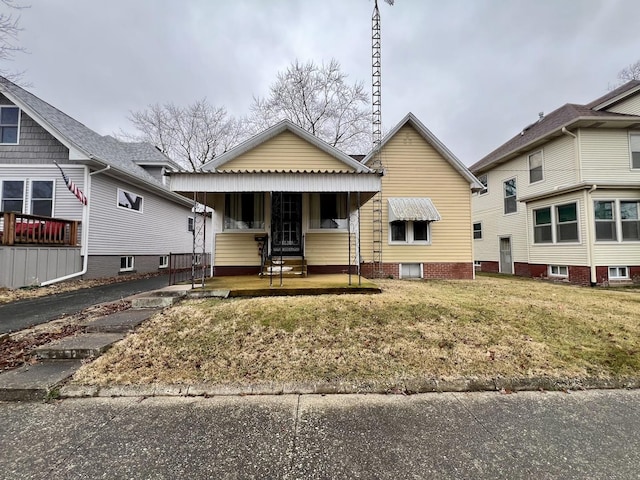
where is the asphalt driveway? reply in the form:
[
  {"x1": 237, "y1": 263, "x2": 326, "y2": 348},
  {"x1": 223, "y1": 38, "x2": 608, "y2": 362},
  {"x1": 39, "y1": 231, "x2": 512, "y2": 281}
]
[{"x1": 0, "y1": 275, "x2": 171, "y2": 334}]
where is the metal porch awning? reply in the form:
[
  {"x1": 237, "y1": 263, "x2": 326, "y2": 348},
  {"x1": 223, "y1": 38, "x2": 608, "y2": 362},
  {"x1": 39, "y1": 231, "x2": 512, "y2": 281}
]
[{"x1": 388, "y1": 197, "x2": 441, "y2": 222}]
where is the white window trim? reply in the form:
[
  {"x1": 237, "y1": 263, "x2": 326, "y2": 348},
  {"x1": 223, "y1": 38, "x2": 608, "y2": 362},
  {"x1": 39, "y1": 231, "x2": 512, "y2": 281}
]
[
  {"x1": 120, "y1": 256, "x2": 134, "y2": 272},
  {"x1": 223, "y1": 193, "x2": 265, "y2": 232},
  {"x1": 307, "y1": 193, "x2": 349, "y2": 232},
  {"x1": 477, "y1": 174, "x2": 488, "y2": 196},
  {"x1": 532, "y1": 201, "x2": 581, "y2": 245},
  {"x1": 188, "y1": 216, "x2": 195, "y2": 232},
  {"x1": 399, "y1": 263, "x2": 423, "y2": 279},
  {"x1": 388, "y1": 220, "x2": 431, "y2": 245},
  {"x1": 629, "y1": 132, "x2": 640, "y2": 170},
  {"x1": 593, "y1": 199, "x2": 618, "y2": 243},
  {"x1": 159, "y1": 255, "x2": 169, "y2": 269},
  {"x1": 620, "y1": 199, "x2": 640, "y2": 243},
  {"x1": 0, "y1": 106, "x2": 21, "y2": 145},
  {"x1": 28, "y1": 178, "x2": 56, "y2": 217},
  {"x1": 0, "y1": 179, "x2": 26, "y2": 213},
  {"x1": 473, "y1": 221, "x2": 482, "y2": 240},
  {"x1": 503, "y1": 177, "x2": 517, "y2": 215},
  {"x1": 528, "y1": 150, "x2": 544, "y2": 184},
  {"x1": 117, "y1": 188, "x2": 144, "y2": 213},
  {"x1": 608, "y1": 266, "x2": 629, "y2": 280},
  {"x1": 548, "y1": 265, "x2": 568, "y2": 278}
]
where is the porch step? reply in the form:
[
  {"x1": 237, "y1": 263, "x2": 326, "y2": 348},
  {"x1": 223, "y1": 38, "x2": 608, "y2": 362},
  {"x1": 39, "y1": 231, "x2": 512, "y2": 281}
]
[
  {"x1": 262, "y1": 257, "x2": 307, "y2": 277},
  {"x1": 33, "y1": 333, "x2": 124, "y2": 360}
]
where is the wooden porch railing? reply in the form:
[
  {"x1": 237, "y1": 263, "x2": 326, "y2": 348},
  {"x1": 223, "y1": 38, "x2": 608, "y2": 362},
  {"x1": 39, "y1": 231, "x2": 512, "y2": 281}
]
[{"x1": 0, "y1": 212, "x2": 80, "y2": 246}]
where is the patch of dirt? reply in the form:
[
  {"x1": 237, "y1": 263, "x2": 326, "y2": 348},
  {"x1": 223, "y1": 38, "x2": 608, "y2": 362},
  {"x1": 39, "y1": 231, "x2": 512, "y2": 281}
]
[{"x1": 0, "y1": 300, "x2": 131, "y2": 372}]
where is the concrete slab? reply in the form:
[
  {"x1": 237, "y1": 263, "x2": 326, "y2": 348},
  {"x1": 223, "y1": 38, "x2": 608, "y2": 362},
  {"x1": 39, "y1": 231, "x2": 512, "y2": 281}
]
[
  {"x1": 34, "y1": 333, "x2": 124, "y2": 360},
  {"x1": 84, "y1": 308, "x2": 159, "y2": 333},
  {"x1": 0, "y1": 360, "x2": 82, "y2": 401},
  {"x1": 130, "y1": 290, "x2": 186, "y2": 308}
]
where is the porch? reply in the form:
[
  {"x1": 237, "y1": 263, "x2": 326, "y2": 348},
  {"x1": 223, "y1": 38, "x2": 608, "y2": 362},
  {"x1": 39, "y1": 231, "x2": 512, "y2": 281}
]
[{"x1": 1, "y1": 212, "x2": 80, "y2": 246}]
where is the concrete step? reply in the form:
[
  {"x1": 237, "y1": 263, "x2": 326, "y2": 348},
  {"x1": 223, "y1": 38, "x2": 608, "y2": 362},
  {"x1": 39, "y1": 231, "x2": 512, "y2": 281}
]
[
  {"x1": 0, "y1": 360, "x2": 82, "y2": 401},
  {"x1": 84, "y1": 308, "x2": 159, "y2": 333},
  {"x1": 130, "y1": 290, "x2": 187, "y2": 308},
  {"x1": 33, "y1": 333, "x2": 124, "y2": 360}
]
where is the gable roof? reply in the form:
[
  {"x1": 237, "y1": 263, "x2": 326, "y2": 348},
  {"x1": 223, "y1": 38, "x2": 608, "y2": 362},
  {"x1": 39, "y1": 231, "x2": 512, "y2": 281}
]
[
  {"x1": 362, "y1": 112, "x2": 483, "y2": 189},
  {"x1": 471, "y1": 81, "x2": 640, "y2": 174},
  {"x1": 200, "y1": 119, "x2": 373, "y2": 173},
  {"x1": 0, "y1": 77, "x2": 190, "y2": 204},
  {"x1": 586, "y1": 79, "x2": 640, "y2": 110}
]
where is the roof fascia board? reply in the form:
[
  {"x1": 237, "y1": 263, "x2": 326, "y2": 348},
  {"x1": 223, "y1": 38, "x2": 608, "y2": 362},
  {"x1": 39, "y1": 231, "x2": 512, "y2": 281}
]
[
  {"x1": 519, "y1": 182, "x2": 640, "y2": 204},
  {"x1": 202, "y1": 120, "x2": 371, "y2": 173},
  {"x1": 102, "y1": 167, "x2": 193, "y2": 207},
  {"x1": 592, "y1": 85, "x2": 640, "y2": 111},
  {"x1": 363, "y1": 112, "x2": 483, "y2": 189}
]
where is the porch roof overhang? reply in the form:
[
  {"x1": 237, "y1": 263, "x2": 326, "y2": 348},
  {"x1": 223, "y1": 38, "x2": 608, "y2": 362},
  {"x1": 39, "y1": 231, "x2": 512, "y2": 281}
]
[
  {"x1": 170, "y1": 171, "x2": 382, "y2": 205},
  {"x1": 388, "y1": 197, "x2": 442, "y2": 222}
]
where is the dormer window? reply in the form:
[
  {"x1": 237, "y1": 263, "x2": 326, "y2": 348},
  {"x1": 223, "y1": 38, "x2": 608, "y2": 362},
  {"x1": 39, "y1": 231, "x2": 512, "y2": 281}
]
[{"x1": 0, "y1": 106, "x2": 19, "y2": 144}]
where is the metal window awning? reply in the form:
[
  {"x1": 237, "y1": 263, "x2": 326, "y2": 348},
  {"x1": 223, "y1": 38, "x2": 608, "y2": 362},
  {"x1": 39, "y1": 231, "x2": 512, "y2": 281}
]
[{"x1": 388, "y1": 197, "x2": 441, "y2": 222}]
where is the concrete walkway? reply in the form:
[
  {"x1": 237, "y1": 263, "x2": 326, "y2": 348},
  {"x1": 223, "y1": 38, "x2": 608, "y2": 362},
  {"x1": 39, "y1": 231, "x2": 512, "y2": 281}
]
[
  {"x1": 1, "y1": 390, "x2": 639, "y2": 479},
  {"x1": 0, "y1": 275, "x2": 171, "y2": 334}
]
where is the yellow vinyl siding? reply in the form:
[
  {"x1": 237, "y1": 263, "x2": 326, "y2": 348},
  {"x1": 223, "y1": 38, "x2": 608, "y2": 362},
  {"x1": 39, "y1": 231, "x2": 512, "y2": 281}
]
[
  {"x1": 220, "y1": 131, "x2": 353, "y2": 172},
  {"x1": 361, "y1": 124, "x2": 474, "y2": 263},
  {"x1": 579, "y1": 129, "x2": 640, "y2": 181},
  {"x1": 304, "y1": 232, "x2": 349, "y2": 265},
  {"x1": 607, "y1": 94, "x2": 640, "y2": 115},
  {"x1": 214, "y1": 233, "x2": 262, "y2": 266}
]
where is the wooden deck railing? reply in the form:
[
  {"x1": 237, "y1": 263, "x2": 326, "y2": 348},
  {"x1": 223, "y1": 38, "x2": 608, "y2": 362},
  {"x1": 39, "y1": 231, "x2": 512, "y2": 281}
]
[{"x1": 0, "y1": 212, "x2": 80, "y2": 246}]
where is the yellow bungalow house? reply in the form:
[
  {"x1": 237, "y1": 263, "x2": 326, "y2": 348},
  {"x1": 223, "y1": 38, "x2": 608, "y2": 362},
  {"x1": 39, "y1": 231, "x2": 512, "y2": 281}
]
[{"x1": 168, "y1": 113, "x2": 482, "y2": 279}]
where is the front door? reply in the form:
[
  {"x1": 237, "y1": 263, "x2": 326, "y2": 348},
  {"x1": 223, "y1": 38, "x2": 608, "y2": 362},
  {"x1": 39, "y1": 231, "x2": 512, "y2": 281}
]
[
  {"x1": 499, "y1": 237, "x2": 513, "y2": 274},
  {"x1": 271, "y1": 193, "x2": 302, "y2": 255}
]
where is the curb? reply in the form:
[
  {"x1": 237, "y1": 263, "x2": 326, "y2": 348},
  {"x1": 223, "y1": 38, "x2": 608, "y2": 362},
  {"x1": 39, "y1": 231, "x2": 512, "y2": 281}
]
[{"x1": 58, "y1": 376, "x2": 640, "y2": 399}]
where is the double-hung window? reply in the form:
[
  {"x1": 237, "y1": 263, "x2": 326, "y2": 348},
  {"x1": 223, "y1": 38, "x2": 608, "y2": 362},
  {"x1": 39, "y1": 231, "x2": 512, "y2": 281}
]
[
  {"x1": 120, "y1": 256, "x2": 134, "y2": 272},
  {"x1": 528, "y1": 151, "x2": 543, "y2": 183},
  {"x1": 1, "y1": 180, "x2": 24, "y2": 212},
  {"x1": 503, "y1": 178, "x2": 517, "y2": 214},
  {"x1": 30, "y1": 180, "x2": 54, "y2": 217},
  {"x1": 473, "y1": 222, "x2": 482, "y2": 240},
  {"x1": 533, "y1": 207, "x2": 552, "y2": 243},
  {"x1": 390, "y1": 220, "x2": 429, "y2": 244},
  {"x1": 556, "y1": 203, "x2": 579, "y2": 242},
  {"x1": 621, "y1": 201, "x2": 640, "y2": 241},
  {"x1": 309, "y1": 193, "x2": 347, "y2": 229},
  {"x1": 0, "y1": 106, "x2": 19, "y2": 144},
  {"x1": 631, "y1": 133, "x2": 640, "y2": 169},
  {"x1": 594, "y1": 201, "x2": 616, "y2": 241},
  {"x1": 224, "y1": 193, "x2": 264, "y2": 230}
]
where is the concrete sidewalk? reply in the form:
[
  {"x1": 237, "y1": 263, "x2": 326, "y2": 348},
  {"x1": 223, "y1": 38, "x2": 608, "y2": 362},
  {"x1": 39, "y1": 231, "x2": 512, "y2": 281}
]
[
  {"x1": 0, "y1": 275, "x2": 172, "y2": 334},
  {"x1": 1, "y1": 390, "x2": 639, "y2": 479}
]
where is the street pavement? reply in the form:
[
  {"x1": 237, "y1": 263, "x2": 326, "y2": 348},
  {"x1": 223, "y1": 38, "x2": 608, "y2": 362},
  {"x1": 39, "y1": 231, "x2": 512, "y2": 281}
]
[
  {"x1": 1, "y1": 389, "x2": 639, "y2": 479},
  {"x1": 0, "y1": 275, "x2": 171, "y2": 334}
]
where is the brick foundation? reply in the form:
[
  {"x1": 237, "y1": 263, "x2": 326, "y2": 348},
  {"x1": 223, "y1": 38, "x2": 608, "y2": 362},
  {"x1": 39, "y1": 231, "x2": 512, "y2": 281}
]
[
  {"x1": 360, "y1": 262, "x2": 400, "y2": 279},
  {"x1": 479, "y1": 261, "x2": 499, "y2": 273},
  {"x1": 568, "y1": 265, "x2": 591, "y2": 286},
  {"x1": 85, "y1": 255, "x2": 167, "y2": 279},
  {"x1": 307, "y1": 265, "x2": 353, "y2": 275},
  {"x1": 214, "y1": 266, "x2": 261, "y2": 276},
  {"x1": 422, "y1": 262, "x2": 474, "y2": 280},
  {"x1": 514, "y1": 262, "x2": 546, "y2": 278},
  {"x1": 596, "y1": 265, "x2": 640, "y2": 285}
]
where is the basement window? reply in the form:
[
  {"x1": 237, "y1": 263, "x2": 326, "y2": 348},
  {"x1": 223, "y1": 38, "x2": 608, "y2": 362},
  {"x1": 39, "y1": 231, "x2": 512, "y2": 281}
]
[
  {"x1": 120, "y1": 256, "x2": 134, "y2": 272},
  {"x1": 549, "y1": 265, "x2": 568, "y2": 277},
  {"x1": 608, "y1": 266, "x2": 629, "y2": 280},
  {"x1": 159, "y1": 255, "x2": 169, "y2": 269}
]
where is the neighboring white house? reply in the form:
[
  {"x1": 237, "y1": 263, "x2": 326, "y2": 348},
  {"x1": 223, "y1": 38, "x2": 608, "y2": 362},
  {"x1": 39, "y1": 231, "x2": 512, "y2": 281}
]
[
  {"x1": 0, "y1": 77, "x2": 201, "y2": 288},
  {"x1": 471, "y1": 80, "x2": 640, "y2": 285}
]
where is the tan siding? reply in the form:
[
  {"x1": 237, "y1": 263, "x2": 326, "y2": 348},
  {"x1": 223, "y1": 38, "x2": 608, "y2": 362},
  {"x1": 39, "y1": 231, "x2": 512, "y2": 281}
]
[
  {"x1": 214, "y1": 233, "x2": 261, "y2": 266},
  {"x1": 220, "y1": 131, "x2": 354, "y2": 172},
  {"x1": 304, "y1": 232, "x2": 349, "y2": 265},
  {"x1": 579, "y1": 128, "x2": 640, "y2": 181},
  {"x1": 527, "y1": 192, "x2": 589, "y2": 265},
  {"x1": 607, "y1": 93, "x2": 640, "y2": 115},
  {"x1": 591, "y1": 189, "x2": 640, "y2": 265},
  {"x1": 361, "y1": 124, "x2": 473, "y2": 263}
]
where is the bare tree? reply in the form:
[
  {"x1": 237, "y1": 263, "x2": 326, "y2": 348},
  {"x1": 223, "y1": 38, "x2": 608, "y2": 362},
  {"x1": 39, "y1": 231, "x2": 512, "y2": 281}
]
[
  {"x1": 609, "y1": 60, "x2": 640, "y2": 90},
  {"x1": 123, "y1": 99, "x2": 248, "y2": 171},
  {"x1": 250, "y1": 59, "x2": 372, "y2": 153},
  {"x1": 0, "y1": 0, "x2": 28, "y2": 81}
]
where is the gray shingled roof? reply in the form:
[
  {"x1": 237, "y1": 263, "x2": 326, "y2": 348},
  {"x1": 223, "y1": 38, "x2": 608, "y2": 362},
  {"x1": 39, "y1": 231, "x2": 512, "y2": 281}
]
[
  {"x1": 470, "y1": 81, "x2": 640, "y2": 174},
  {"x1": 0, "y1": 76, "x2": 181, "y2": 190}
]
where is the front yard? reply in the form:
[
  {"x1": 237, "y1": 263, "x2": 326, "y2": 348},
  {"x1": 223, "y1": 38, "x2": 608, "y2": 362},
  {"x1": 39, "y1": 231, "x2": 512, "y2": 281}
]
[{"x1": 72, "y1": 275, "x2": 640, "y2": 386}]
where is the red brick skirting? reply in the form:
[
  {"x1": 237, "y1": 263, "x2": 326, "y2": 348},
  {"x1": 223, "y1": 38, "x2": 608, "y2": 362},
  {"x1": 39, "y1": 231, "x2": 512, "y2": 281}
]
[
  {"x1": 307, "y1": 265, "x2": 355, "y2": 275},
  {"x1": 478, "y1": 261, "x2": 499, "y2": 273},
  {"x1": 214, "y1": 266, "x2": 261, "y2": 276},
  {"x1": 360, "y1": 263, "x2": 400, "y2": 279},
  {"x1": 360, "y1": 262, "x2": 473, "y2": 280}
]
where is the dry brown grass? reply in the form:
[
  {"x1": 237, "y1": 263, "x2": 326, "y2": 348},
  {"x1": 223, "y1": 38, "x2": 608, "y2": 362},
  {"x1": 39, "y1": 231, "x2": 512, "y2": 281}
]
[{"x1": 73, "y1": 275, "x2": 640, "y2": 386}]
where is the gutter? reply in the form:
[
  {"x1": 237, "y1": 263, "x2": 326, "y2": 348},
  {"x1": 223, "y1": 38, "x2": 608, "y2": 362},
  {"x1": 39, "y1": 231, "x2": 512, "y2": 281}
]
[{"x1": 40, "y1": 164, "x2": 111, "y2": 286}]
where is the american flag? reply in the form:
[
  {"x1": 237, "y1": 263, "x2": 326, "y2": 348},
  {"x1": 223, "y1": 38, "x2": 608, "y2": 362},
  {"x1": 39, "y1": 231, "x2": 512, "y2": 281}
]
[{"x1": 54, "y1": 161, "x2": 88, "y2": 206}]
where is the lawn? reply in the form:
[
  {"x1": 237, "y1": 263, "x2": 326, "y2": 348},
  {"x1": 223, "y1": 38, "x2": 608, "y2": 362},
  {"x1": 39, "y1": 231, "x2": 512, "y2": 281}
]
[{"x1": 72, "y1": 275, "x2": 640, "y2": 387}]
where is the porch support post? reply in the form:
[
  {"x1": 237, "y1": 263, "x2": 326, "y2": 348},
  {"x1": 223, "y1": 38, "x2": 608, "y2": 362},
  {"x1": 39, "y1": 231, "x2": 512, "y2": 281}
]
[
  {"x1": 358, "y1": 191, "x2": 362, "y2": 286},
  {"x1": 348, "y1": 192, "x2": 352, "y2": 286}
]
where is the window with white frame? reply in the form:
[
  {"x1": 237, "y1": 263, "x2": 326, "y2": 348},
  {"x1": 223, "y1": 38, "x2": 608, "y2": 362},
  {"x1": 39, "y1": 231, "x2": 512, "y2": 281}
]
[
  {"x1": 117, "y1": 188, "x2": 143, "y2": 212},
  {"x1": 389, "y1": 220, "x2": 430, "y2": 244},
  {"x1": 120, "y1": 256, "x2": 134, "y2": 272},
  {"x1": 309, "y1": 193, "x2": 348, "y2": 229},
  {"x1": 1, "y1": 180, "x2": 24, "y2": 212},
  {"x1": 533, "y1": 207, "x2": 552, "y2": 243},
  {"x1": 533, "y1": 202, "x2": 579, "y2": 244},
  {"x1": 528, "y1": 151, "x2": 543, "y2": 183},
  {"x1": 188, "y1": 216, "x2": 195, "y2": 232},
  {"x1": 224, "y1": 193, "x2": 264, "y2": 230},
  {"x1": 549, "y1": 265, "x2": 568, "y2": 277},
  {"x1": 0, "y1": 106, "x2": 19, "y2": 144},
  {"x1": 503, "y1": 178, "x2": 517, "y2": 214},
  {"x1": 478, "y1": 174, "x2": 488, "y2": 195},
  {"x1": 159, "y1": 255, "x2": 169, "y2": 269},
  {"x1": 620, "y1": 201, "x2": 640, "y2": 241},
  {"x1": 594, "y1": 201, "x2": 616, "y2": 241},
  {"x1": 556, "y1": 203, "x2": 579, "y2": 242},
  {"x1": 30, "y1": 180, "x2": 54, "y2": 217},
  {"x1": 631, "y1": 133, "x2": 640, "y2": 169},
  {"x1": 608, "y1": 266, "x2": 629, "y2": 280},
  {"x1": 473, "y1": 222, "x2": 482, "y2": 239}
]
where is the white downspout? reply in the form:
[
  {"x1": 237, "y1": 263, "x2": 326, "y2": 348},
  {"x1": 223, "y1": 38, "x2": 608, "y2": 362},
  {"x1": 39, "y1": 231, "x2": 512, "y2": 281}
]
[{"x1": 41, "y1": 164, "x2": 110, "y2": 286}]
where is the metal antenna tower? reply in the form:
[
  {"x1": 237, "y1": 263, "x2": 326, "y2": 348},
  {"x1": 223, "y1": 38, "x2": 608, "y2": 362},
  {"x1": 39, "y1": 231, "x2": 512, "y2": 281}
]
[
  {"x1": 370, "y1": 0, "x2": 393, "y2": 277},
  {"x1": 191, "y1": 191, "x2": 208, "y2": 288}
]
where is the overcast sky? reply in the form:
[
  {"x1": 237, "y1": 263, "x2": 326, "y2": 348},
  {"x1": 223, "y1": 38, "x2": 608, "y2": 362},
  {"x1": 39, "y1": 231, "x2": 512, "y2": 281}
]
[{"x1": 7, "y1": 0, "x2": 640, "y2": 165}]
